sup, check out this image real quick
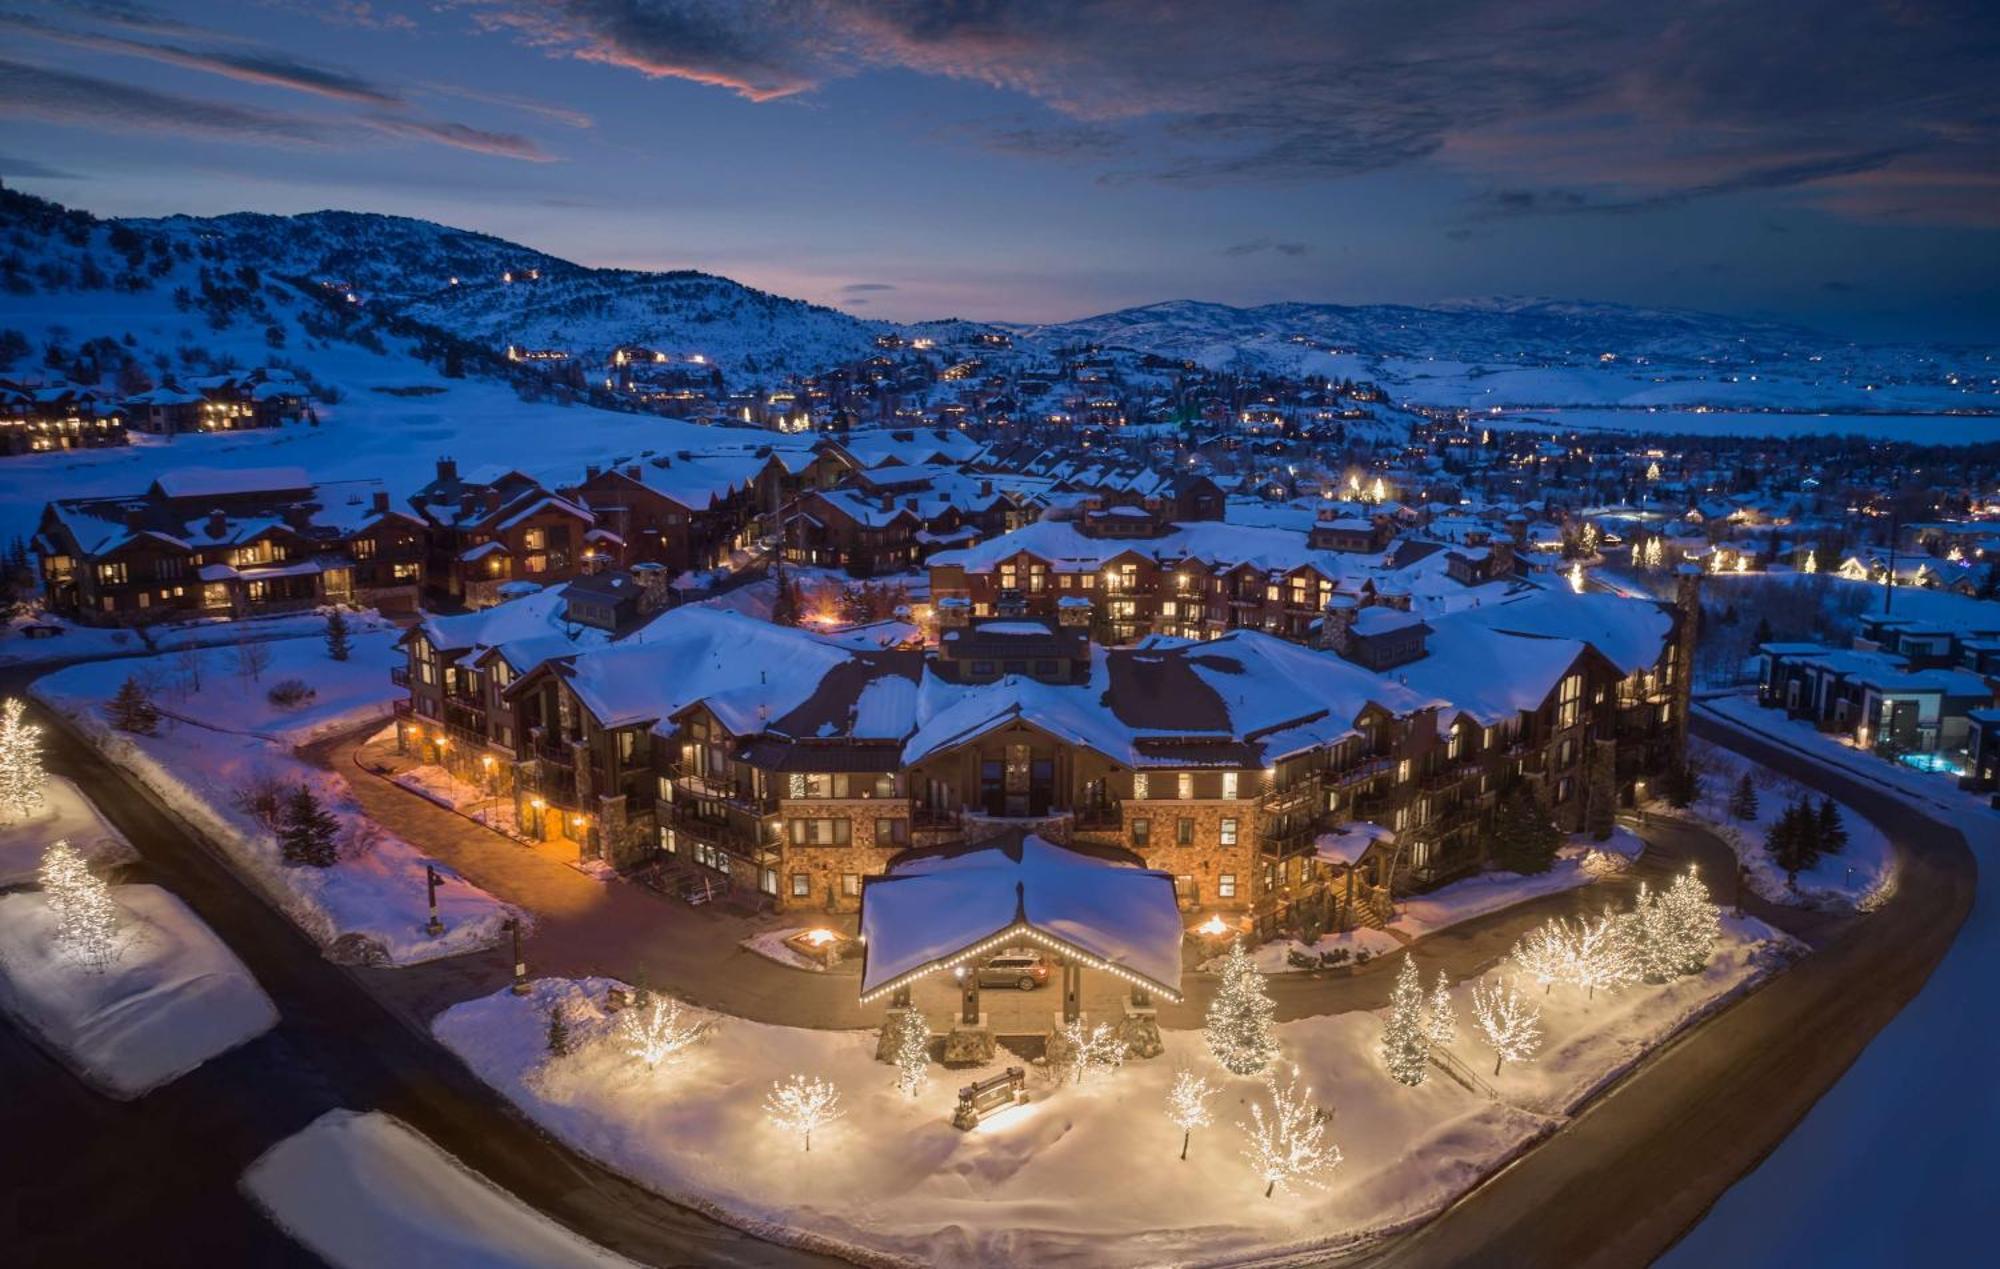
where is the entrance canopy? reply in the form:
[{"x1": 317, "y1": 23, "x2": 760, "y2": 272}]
[{"x1": 858, "y1": 833, "x2": 1184, "y2": 1003}]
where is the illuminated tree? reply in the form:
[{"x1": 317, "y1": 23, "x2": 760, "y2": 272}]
[
  {"x1": 1053, "y1": 1017, "x2": 1126, "y2": 1085},
  {"x1": 1240, "y1": 1066, "x2": 1340, "y2": 1198},
  {"x1": 1164, "y1": 1068, "x2": 1215, "y2": 1160},
  {"x1": 1380, "y1": 955, "x2": 1430, "y2": 1086},
  {"x1": 1567, "y1": 910, "x2": 1636, "y2": 999},
  {"x1": 1511, "y1": 920, "x2": 1571, "y2": 994},
  {"x1": 618, "y1": 994, "x2": 708, "y2": 1070},
  {"x1": 1662, "y1": 867, "x2": 1721, "y2": 975},
  {"x1": 893, "y1": 1009, "x2": 931, "y2": 1099},
  {"x1": 1424, "y1": 971, "x2": 1457, "y2": 1049},
  {"x1": 1471, "y1": 978, "x2": 1543, "y2": 1076},
  {"x1": 0, "y1": 697, "x2": 46, "y2": 822},
  {"x1": 1205, "y1": 940, "x2": 1278, "y2": 1076},
  {"x1": 39, "y1": 838, "x2": 120, "y2": 972},
  {"x1": 765, "y1": 1074, "x2": 844, "y2": 1152}
]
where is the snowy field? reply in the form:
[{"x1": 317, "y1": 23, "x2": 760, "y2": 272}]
[
  {"x1": 112, "y1": 623, "x2": 406, "y2": 746},
  {"x1": 0, "y1": 772, "x2": 137, "y2": 887},
  {"x1": 1670, "y1": 736, "x2": 1894, "y2": 909},
  {"x1": 1666, "y1": 706, "x2": 2000, "y2": 1267},
  {"x1": 0, "y1": 884, "x2": 276, "y2": 1098},
  {"x1": 32, "y1": 649, "x2": 514, "y2": 966},
  {"x1": 438, "y1": 922, "x2": 1794, "y2": 1269},
  {"x1": 1481, "y1": 407, "x2": 2000, "y2": 443},
  {"x1": 0, "y1": 608, "x2": 350, "y2": 670},
  {"x1": 243, "y1": 1109, "x2": 633, "y2": 1269}
]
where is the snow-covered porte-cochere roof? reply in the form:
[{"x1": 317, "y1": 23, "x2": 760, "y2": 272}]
[{"x1": 858, "y1": 834, "x2": 1184, "y2": 1004}]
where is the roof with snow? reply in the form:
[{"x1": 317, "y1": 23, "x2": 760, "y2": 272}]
[{"x1": 857, "y1": 832, "x2": 1183, "y2": 1002}]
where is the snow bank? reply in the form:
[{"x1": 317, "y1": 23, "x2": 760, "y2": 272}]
[
  {"x1": 242, "y1": 1110, "x2": 634, "y2": 1269},
  {"x1": 1670, "y1": 732, "x2": 1894, "y2": 909},
  {"x1": 0, "y1": 773, "x2": 137, "y2": 887},
  {"x1": 1390, "y1": 854, "x2": 1601, "y2": 940},
  {"x1": 436, "y1": 920, "x2": 1797, "y2": 1269},
  {"x1": 0, "y1": 884, "x2": 277, "y2": 1098},
  {"x1": 32, "y1": 658, "x2": 512, "y2": 967}
]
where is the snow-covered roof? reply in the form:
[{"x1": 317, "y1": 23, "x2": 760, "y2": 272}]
[
  {"x1": 154, "y1": 466, "x2": 312, "y2": 499},
  {"x1": 858, "y1": 833, "x2": 1183, "y2": 1001}
]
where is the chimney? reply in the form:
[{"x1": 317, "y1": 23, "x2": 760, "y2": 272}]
[
  {"x1": 206, "y1": 509, "x2": 227, "y2": 539},
  {"x1": 371, "y1": 490, "x2": 389, "y2": 514},
  {"x1": 123, "y1": 505, "x2": 146, "y2": 531},
  {"x1": 980, "y1": 479, "x2": 993, "y2": 497},
  {"x1": 1319, "y1": 594, "x2": 1358, "y2": 657},
  {"x1": 585, "y1": 464, "x2": 602, "y2": 481},
  {"x1": 483, "y1": 488, "x2": 502, "y2": 515},
  {"x1": 631, "y1": 561, "x2": 670, "y2": 612},
  {"x1": 436, "y1": 456, "x2": 457, "y2": 483},
  {"x1": 625, "y1": 464, "x2": 642, "y2": 480}
]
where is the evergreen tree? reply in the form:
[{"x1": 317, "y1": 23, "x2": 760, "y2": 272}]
[
  {"x1": 546, "y1": 1003, "x2": 572, "y2": 1058},
  {"x1": 324, "y1": 607, "x2": 352, "y2": 662},
  {"x1": 0, "y1": 697, "x2": 47, "y2": 822},
  {"x1": 1487, "y1": 783, "x2": 1561, "y2": 874},
  {"x1": 1766, "y1": 800, "x2": 1820, "y2": 885},
  {"x1": 1379, "y1": 955, "x2": 1430, "y2": 1086},
  {"x1": 1205, "y1": 940, "x2": 1278, "y2": 1076},
  {"x1": 277, "y1": 784, "x2": 340, "y2": 867},
  {"x1": 1816, "y1": 797, "x2": 1849, "y2": 855},
  {"x1": 1728, "y1": 772, "x2": 1759, "y2": 822},
  {"x1": 1663, "y1": 759, "x2": 1702, "y2": 809},
  {"x1": 105, "y1": 676, "x2": 159, "y2": 735}
]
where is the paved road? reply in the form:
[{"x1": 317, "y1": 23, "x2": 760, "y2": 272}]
[
  {"x1": 1339, "y1": 714, "x2": 1976, "y2": 1269},
  {"x1": 1, "y1": 689, "x2": 836, "y2": 1269}
]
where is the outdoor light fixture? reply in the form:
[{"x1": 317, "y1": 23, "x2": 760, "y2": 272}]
[
  {"x1": 1196, "y1": 914, "x2": 1230, "y2": 937},
  {"x1": 802, "y1": 928, "x2": 840, "y2": 947}
]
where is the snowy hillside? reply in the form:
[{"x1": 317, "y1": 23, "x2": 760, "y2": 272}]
[{"x1": 1011, "y1": 298, "x2": 1995, "y2": 414}]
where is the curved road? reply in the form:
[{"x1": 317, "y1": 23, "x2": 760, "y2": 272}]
[
  {"x1": 2, "y1": 689, "x2": 837, "y2": 1269},
  {"x1": 1340, "y1": 712, "x2": 1976, "y2": 1269}
]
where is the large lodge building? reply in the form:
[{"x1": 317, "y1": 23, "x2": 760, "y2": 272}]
[{"x1": 396, "y1": 575, "x2": 1696, "y2": 938}]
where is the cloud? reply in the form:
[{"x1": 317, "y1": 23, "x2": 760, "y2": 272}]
[
  {"x1": 840, "y1": 282, "x2": 895, "y2": 293},
  {"x1": 0, "y1": 59, "x2": 551, "y2": 161},
  {"x1": 361, "y1": 114, "x2": 552, "y2": 161},
  {"x1": 1222, "y1": 238, "x2": 1309, "y2": 258},
  {"x1": 0, "y1": 12, "x2": 405, "y2": 105},
  {"x1": 0, "y1": 60, "x2": 328, "y2": 142},
  {"x1": 0, "y1": 154, "x2": 81, "y2": 179},
  {"x1": 461, "y1": 0, "x2": 2000, "y2": 224}
]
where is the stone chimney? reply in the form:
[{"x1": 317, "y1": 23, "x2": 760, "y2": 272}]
[
  {"x1": 482, "y1": 488, "x2": 502, "y2": 515},
  {"x1": 371, "y1": 489, "x2": 390, "y2": 514},
  {"x1": 436, "y1": 456, "x2": 457, "y2": 483},
  {"x1": 1490, "y1": 540, "x2": 1516, "y2": 578},
  {"x1": 585, "y1": 464, "x2": 602, "y2": 481},
  {"x1": 123, "y1": 505, "x2": 147, "y2": 531},
  {"x1": 625, "y1": 464, "x2": 642, "y2": 480},
  {"x1": 206, "y1": 509, "x2": 227, "y2": 539},
  {"x1": 632, "y1": 561, "x2": 670, "y2": 612},
  {"x1": 1319, "y1": 594, "x2": 1358, "y2": 656}
]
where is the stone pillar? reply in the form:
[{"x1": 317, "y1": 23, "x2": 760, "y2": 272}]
[
  {"x1": 1117, "y1": 992, "x2": 1164, "y2": 1059},
  {"x1": 1061, "y1": 959, "x2": 1082, "y2": 1024}
]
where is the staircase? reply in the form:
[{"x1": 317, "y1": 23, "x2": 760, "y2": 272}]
[{"x1": 1429, "y1": 1044, "x2": 1499, "y2": 1100}]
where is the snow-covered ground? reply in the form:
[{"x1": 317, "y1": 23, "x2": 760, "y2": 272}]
[
  {"x1": 1665, "y1": 705, "x2": 2000, "y2": 1267},
  {"x1": 242, "y1": 1109, "x2": 633, "y2": 1269},
  {"x1": 1482, "y1": 407, "x2": 2000, "y2": 443},
  {"x1": 0, "y1": 883, "x2": 277, "y2": 1098},
  {"x1": 1388, "y1": 828, "x2": 1644, "y2": 940},
  {"x1": 1210, "y1": 927, "x2": 1405, "y2": 975},
  {"x1": 0, "y1": 772, "x2": 137, "y2": 887},
  {"x1": 740, "y1": 928, "x2": 839, "y2": 973},
  {"x1": 1668, "y1": 736, "x2": 1894, "y2": 909},
  {"x1": 438, "y1": 920, "x2": 1794, "y2": 1268},
  {"x1": 32, "y1": 648, "x2": 514, "y2": 966},
  {"x1": 118, "y1": 623, "x2": 405, "y2": 746},
  {"x1": 0, "y1": 608, "x2": 353, "y2": 670}
]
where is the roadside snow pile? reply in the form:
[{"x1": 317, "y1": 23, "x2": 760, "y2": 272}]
[
  {"x1": 1390, "y1": 857, "x2": 1596, "y2": 940},
  {"x1": 0, "y1": 884, "x2": 277, "y2": 1098},
  {"x1": 0, "y1": 773, "x2": 136, "y2": 887},
  {"x1": 1203, "y1": 928, "x2": 1403, "y2": 974},
  {"x1": 242, "y1": 1109, "x2": 633, "y2": 1269},
  {"x1": 33, "y1": 657, "x2": 512, "y2": 967},
  {"x1": 1672, "y1": 735, "x2": 1893, "y2": 910},
  {"x1": 436, "y1": 918, "x2": 1796, "y2": 1269}
]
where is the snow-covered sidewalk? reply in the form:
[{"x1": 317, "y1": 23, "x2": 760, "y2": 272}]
[
  {"x1": 0, "y1": 772, "x2": 137, "y2": 887},
  {"x1": 0, "y1": 883, "x2": 277, "y2": 1098},
  {"x1": 32, "y1": 648, "x2": 514, "y2": 967},
  {"x1": 436, "y1": 914, "x2": 1798, "y2": 1269},
  {"x1": 242, "y1": 1110, "x2": 634, "y2": 1269}
]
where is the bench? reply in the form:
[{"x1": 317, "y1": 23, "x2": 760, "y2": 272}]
[{"x1": 952, "y1": 1066, "x2": 1027, "y2": 1130}]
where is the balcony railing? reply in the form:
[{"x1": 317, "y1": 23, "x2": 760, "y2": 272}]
[
  {"x1": 665, "y1": 804, "x2": 778, "y2": 863},
  {"x1": 1071, "y1": 803, "x2": 1122, "y2": 831},
  {"x1": 390, "y1": 665, "x2": 410, "y2": 688},
  {"x1": 1258, "y1": 822, "x2": 1320, "y2": 859}
]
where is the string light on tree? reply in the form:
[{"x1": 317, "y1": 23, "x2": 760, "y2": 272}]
[
  {"x1": 1424, "y1": 971, "x2": 1457, "y2": 1049},
  {"x1": 617, "y1": 994, "x2": 708, "y2": 1070},
  {"x1": 1240, "y1": 1066, "x2": 1341, "y2": 1199},
  {"x1": 0, "y1": 697, "x2": 47, "y2": 823},
  {"x1": 1054, "y1": 1018, "x2": 1126, "y2": 1085},
  {"x1": 1205, "y1": 940, "x2": 1278, "y2": 1076},
  {"x1": 1379, "y1": 955, "x2": 1431, "y2": 1086},
  {"x1": 765, "y1": 1074, "x2": 844, "y2": 1153},
  {"x1": 893, "y1": 1010, "x2": 931, "y2": 1099},
  {"x1": 1164, "y1": 1068, "x2": 1216, "y2": 1160},
  {"x1": 1511, "y1": 920, "x2": 1571, "y2": 994},
  {"x1": 1566, "y1": 910, "x2": 1637, "y2": 1000},
  {"x1": 1471, "y1": 978, "x2": 1543, "y2": 1076},
  {"x1": 38, "y1": 838, "x2": 120, "y2": 973},
  {"x1": 1662, "y1": 867, "x2": 1720, "y2": 975}
]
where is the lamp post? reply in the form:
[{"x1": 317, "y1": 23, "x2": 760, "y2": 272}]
[
  {"x1": 425, "y1": 863, "x2": 444, "y2": 936},
  {"x1": 507, "y1": 917, "x2": 529, "y2": 995}
]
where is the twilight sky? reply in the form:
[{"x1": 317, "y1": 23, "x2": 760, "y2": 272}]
[{"x1": 2, "y1": 0, "x2": 1997, "y2": 341}]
